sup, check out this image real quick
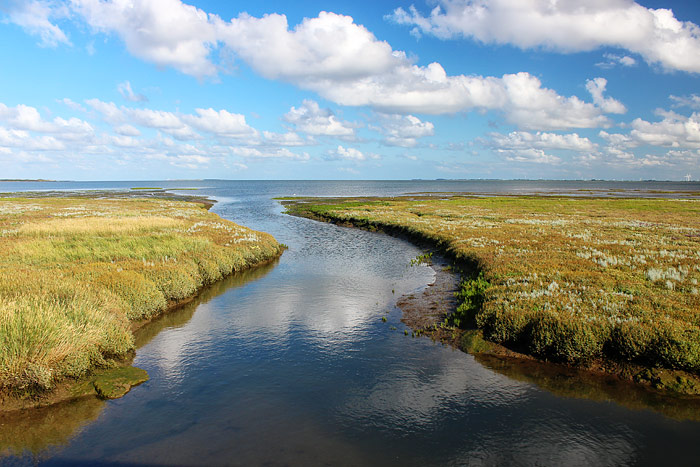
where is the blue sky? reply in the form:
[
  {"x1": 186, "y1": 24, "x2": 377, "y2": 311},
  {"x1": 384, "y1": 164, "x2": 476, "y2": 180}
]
[{"x1": 1, "y1": 0, "x2": 699, "y2": 180}]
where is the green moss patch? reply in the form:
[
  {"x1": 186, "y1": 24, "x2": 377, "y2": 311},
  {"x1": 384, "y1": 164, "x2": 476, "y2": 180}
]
[
  {"x1": 93, "y1": 366, "x2": 149, "y2": 399},
  {"x1": 460, "y1": 330, "x2": 497, "y2": 354}
]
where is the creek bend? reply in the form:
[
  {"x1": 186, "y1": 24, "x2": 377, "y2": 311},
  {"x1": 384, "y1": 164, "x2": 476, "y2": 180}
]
[{"x1": 2, "y1": 180, "x2": 700, "y2": 466}]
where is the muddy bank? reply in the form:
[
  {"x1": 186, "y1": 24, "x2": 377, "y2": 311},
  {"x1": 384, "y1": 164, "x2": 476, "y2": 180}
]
[
  {"x1": 398, "y1": 255, "x2": 458, "y2": 331},
  {"x1": 399, "y1": 254, "x2": 700, "y2": 398},
  {"x1": 396, "y1": 256, "x2": 700, "y2": 420},
  {"x1": 397, "y1": 254, "x2": 534, "y2": 361}
]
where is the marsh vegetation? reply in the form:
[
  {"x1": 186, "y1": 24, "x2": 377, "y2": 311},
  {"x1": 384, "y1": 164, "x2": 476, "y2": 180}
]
[
  {"x1": 0, "y1": 197, "x2": 282, "y2": 400},
  {"x1": 285, "y1": 195, "x2": 700, "y2": 390}
]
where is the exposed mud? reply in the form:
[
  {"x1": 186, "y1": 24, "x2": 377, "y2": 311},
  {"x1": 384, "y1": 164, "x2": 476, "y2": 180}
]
[
  {"x1": 398, "y1": 255, "x2": 459, "y2": 331},
  {"x1": 394, "y1": 255, "x2": 700, "y2": 420},
  {"x1": 396, "y1": 254, "x2": 536, "y2": 360}
]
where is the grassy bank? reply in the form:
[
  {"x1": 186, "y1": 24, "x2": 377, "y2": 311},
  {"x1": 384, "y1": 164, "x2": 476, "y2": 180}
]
[
  {"x1": 0, "y1": 197, "x2": 283, "y2": 398},
  {"x1": 283, "y1": 196, "x2": 700, "y2": 385}
]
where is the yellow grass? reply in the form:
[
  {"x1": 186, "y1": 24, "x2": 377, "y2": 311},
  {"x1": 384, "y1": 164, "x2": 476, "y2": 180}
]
[
  {"x1": 0, "y1": 197, "x2": 282, "y2": 395},
  {"x1": 18, "y1": 216, "x2": 182, "y2": 235}
]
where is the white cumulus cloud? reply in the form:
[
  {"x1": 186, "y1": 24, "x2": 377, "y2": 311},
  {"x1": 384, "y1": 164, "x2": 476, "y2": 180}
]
[
  {"x1": 219, "y1": 11, "x2": 397, "y2": 82},
  {"x1": 114, "y1": 124, "x2": 141, "y2": 136},
  {"x1": 585, "y1": 78, "x2": 626, "y2": 114},
  {"x1": 630, "y1": 111, "x2": 700, "y2": 148},
  {"x1": 670, "y1": 94, "x2": 700, "y2": 110},
  {"x1": 0, "y1": 103, "x2": 93, "y2": 140},
  {"x1": 58, "y1": 98, "x2": 87, "y2": 112},
  {"x1": 375, "y1": 114, "x2": 434, "y2": 147},
  {"x1": 597, "y1": 111, "x2": 700, "y2": 169},
  {"x1": 284, "y1": 100, "x2": 357, "y2": 137},
  {"x1": 231, "y1": 146, "x2": 310, "y2": 161},
  {"x1": 599, "y1": 130, "x2": 637, "y2": 148},
  {"x1": 496, "y1": 148, "x2": 561, "y2": 164},
  {"x1": 85, "y1": 99, "x2": 259, "y2": 140},
  {"x1": 498, "y1": 73, "x2": 616, "y2": 130},
  {"x1": 3, "y1": 0, "x2": 71, "y2": 47},
  {"x1": 85, "y1": 98, "x2": 124, "y2": 123},
  {"x1": 0, "y1": 127, "x2": 66, "y2": 150},
  {"x1": 182, "y1": 108, "x2": 257, "y2": 138},
  {"x1": 596, "y1": 53, "x2": 637, "y2": 69},
  {"x1": 390, "y1": 0, "x2": 700, "y2": 73},
  {"x1": 6, "y1": 3, "x2": 624, "y2": 130},
  {"x1": 117, "y1": 81, "x2": 148, "y2": 102},
  {"x1": 262, "y1": 131, "x2": 308, "y2": 146},
  {"x1": 70, "y1": 0, "x2": 220, "y2": 78},
  {"x1": 487, "y1": 131, "x2": 597, "y2": 151},
  {"x1": 128, "y1": 108, "x2": 183, "y2": 130},
  {"x1": 220, "y1": 12, "x2": 619, "y2": 126},
  {"x1": 326, "y1": 145, "x2": 379, "y2": 161}
]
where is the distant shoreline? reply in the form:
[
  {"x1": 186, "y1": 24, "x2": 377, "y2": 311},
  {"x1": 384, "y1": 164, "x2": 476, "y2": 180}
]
[
  {"x1": 0, "y1": 179, "x2": 57, "y2": 182},
  {"x1": 0, "y1": 178, "x2": 698, "y2": 183}
]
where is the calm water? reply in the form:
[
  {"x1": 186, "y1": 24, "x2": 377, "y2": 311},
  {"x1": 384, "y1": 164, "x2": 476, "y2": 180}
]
[{"x1": 1, "y1": 180, "x2": 700, "y2": 466}]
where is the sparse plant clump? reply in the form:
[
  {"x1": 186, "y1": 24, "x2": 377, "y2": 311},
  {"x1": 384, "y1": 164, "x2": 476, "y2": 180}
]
[
  {"x1": 284, "y1": 195, "x2": 700, "y2": 374},
  {"x1": 0, "y1": 197, "x2": 283, "y2": 396},
  {"x1": 410, "y1": 252, "x2": 433, "y2": 266}
]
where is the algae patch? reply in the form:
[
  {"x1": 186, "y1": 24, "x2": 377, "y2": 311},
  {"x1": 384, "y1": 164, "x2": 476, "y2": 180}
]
[
  {"x1": 92, "y1": 367, "x2": 149, "y2": 399},
  {"x1": 66, "y1": 366, "x2": 149, "y2": 401},
  {"x1": 634, "y1": 368, "x2": 700, "y2": 395},
  {"x1": 460, "y1": 330, "x2": 498, "y2": 354}
]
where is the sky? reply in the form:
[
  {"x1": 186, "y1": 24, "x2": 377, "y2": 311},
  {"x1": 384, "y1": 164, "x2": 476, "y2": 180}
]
[{"x1": 0, "y1": 0, "x2": 699, "y2": 181}]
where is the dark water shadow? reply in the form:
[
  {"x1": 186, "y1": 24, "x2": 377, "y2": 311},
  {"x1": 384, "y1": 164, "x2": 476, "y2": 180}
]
[
  {"x1": 0, "y1": 259, "x2": 280, "y2": 459},
  {"x1": 474, "y1": 353, "x2": 700, "y2": 421},
  {"x1": 133, "y1": 258, "x2": 280, "y2": 349},
  {"x1": 0, "y1": 397, "x2": 104, "y2": 460}
]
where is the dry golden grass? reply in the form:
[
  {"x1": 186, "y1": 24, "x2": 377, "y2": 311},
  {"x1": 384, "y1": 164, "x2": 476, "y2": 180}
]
[
  {"x1": 0, "y1": 197, "x2": 282, "y2": 395},
  {"x1": 285, "y1": 196, "x2": 700, "y2": 374},
  {"x1": 18, "y1": 216, "x2": 182, "y2": 235}
]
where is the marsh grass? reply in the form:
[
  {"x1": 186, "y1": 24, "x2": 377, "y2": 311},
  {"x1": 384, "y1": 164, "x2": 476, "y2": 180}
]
[
  {"x1": 285, "y1": 196, "x2": 700, "y2": 374},
  {"x1": 0, "y1": 197, "x2": 282, "y2": 395}
]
